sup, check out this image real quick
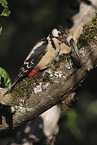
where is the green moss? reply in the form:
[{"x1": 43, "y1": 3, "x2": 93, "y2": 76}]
[
  {"x1": 78, "y1": 13, "x2": 97, "y2": 48},
  {"x1": 11, "y1": 73, "x2": 42, "y2": 106}
]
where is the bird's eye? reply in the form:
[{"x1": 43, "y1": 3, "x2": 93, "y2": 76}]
[{"x1": 58, "y1": 32, "x2": 61, "y2": 36}]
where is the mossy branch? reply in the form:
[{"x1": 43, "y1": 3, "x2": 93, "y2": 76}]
[{"x1": 0, "y1": 13, "x2": 97, "y2": 132}]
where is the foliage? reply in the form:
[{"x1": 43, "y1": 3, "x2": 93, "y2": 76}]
[
  {"x1": 0, "y1": 25, "x2": 2, "y2": 35},
  {"x1": 0, "y1": 67, "x2": 12, "y2": 91},
  {"x1": 0, "y1": 0, "x2": 11, "y2": 91},
  {"x1": 0, "y1": 0, "x2": 11, "y2": 16},
  {"x1": 65, "y1": 109, "x2": 83, "y2": 141},
  {"x1": 0, "y1": 0, "x2": 11, "y2": 34}
]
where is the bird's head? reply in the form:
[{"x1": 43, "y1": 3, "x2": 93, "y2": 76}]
[{"x1": 51, "y1": 28, "x2": 70, "y2": 47}]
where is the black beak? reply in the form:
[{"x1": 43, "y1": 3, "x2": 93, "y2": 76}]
[{"x1": 61, "y1": 38, "x2": 70, "y2": 47}]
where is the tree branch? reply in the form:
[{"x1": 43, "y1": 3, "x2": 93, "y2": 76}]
[{"x1": 0, "y1": 12, "x2": 97, "y2": 132}]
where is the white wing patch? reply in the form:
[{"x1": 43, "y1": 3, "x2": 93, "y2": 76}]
[{"x1": 26, "y1": 41, "x2": 44, "y2": 61}]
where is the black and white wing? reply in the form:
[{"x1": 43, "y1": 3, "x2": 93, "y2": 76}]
[{"x1": 12, "y1": 38, "x2": 48, "y2": 88}]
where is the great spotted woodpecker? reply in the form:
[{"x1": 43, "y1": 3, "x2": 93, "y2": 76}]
[{"x1": 10, "y1": 28, "x2": 70, "y2": 89}]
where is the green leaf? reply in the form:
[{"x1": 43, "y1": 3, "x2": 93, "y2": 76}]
[
  {"x1": 0, "y1": 0, "x2": 11, "y2": 16},
  {"x1": 1, "y1": 8, "x2": 11, "y2": 16},
  {"x1": 0, "y1": 0, "x2": 8, "y2": 8},
  {"x1": 0, "y1": 67, "x2": 12, "y2": 91},
  {"x1": 0, "y1": 26, "x2": 2, "y2": 35},
  {"x1": 65, "y1": 110, "x2": 84, "y2": 140},
  {"x1": 0, "y1": 76, "x2": 1, "y2": 83}
]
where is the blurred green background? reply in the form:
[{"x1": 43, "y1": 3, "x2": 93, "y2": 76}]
[{"x1": 0, "y1": 0, "x2": 97, "y2": 145}]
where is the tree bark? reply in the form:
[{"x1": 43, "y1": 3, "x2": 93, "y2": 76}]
[{"x1": 0, "y1": 5, "x2": 97, "y2": 132}]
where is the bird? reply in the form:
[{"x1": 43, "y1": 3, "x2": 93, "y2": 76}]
[{"x1": 5, "y1": 28, "x2": 70, "y2": 94}]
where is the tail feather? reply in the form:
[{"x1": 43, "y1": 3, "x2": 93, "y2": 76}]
[{"x1": 4, "y1": 74, "x2": 23, "y2": 95}]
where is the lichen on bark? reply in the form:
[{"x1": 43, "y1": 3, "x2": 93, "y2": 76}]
[{"x1": 0, "y1": 13, "x2": 97, "y2": 131}]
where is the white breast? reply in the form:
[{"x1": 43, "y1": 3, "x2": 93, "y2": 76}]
[{"x1": 37, "y1": 40, "x2": 60, "y2": 70}]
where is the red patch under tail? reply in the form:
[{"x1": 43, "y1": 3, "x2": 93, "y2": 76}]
[{"x1": 28, "y1": 68, "x2": 40, "y2": 77}]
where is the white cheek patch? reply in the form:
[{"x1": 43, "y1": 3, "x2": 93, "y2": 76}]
[{"x1": 52, "y1": 29, "x2": 60, "y2": 37}]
